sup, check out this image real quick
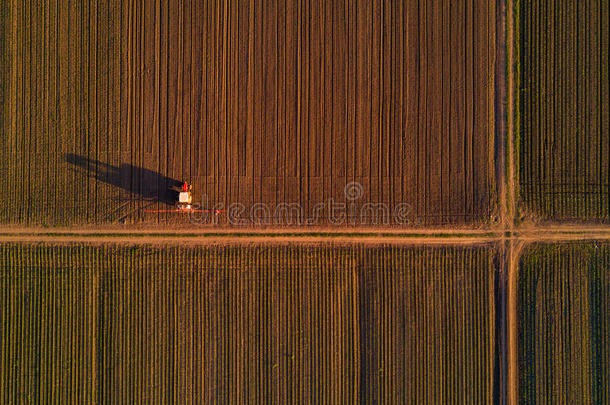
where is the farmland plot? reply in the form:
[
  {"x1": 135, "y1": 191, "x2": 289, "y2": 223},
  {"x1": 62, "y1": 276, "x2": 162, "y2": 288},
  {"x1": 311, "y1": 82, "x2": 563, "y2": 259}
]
[
  {"x1": 0, "y1": 243, "x2": 499, "y2": 403},
  {"x1": 0, "y1": 0, "x2": 498, "y2": 226},
  {"x1": 518, "y1": 242, "x2": 610, "y2": 403},
  {"x1": 517, "y1": 0, "x2": 610, "y2": 222}
]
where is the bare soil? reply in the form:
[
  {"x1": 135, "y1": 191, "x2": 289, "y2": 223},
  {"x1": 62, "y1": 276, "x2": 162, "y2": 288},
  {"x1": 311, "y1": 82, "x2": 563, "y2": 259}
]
[{"x1": 0, "y1": 0, "x2": 498, "y2": 227}]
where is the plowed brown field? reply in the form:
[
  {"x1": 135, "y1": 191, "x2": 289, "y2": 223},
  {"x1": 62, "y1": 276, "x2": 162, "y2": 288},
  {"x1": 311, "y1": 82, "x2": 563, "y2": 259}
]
[{"x1": 0, "y1": 0, "x2": 498, "y2": 226}]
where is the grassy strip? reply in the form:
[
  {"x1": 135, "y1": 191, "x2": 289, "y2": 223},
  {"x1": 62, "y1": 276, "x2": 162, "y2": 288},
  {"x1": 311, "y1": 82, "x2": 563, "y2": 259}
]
[{"x1": 510, "y1": 0, "x2": 521, "y2": 223}]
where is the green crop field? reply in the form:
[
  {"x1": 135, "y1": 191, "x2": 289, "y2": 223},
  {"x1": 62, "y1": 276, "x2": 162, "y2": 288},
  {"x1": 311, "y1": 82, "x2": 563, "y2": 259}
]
[
  {"x1": 0, "y1": 243, "x2": 499, "y2": 403},
  {"x1": 518, "y1": 242, "x2": 610, "y2": 404},
  {"x1": 517, "y1": 0, "x2": 610, "y2": 222}
]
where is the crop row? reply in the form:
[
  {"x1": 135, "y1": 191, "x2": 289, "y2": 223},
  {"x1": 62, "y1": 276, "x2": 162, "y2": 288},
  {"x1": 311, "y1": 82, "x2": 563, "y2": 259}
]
[
  {"x1": 0, "y1": 243, "x2": 496, "y2": 403},
  {"x1": 518, "y1": 242, "x2": 610, "y2": 403},
  {"x1": 517, "y1": 0, "x2": 610, "y2": 221}
]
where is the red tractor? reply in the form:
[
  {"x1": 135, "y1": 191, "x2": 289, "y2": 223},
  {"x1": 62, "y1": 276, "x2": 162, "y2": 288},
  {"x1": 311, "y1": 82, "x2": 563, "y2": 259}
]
[{"x1": 176, "y1": 182, "x2": 193, "y2": 211}]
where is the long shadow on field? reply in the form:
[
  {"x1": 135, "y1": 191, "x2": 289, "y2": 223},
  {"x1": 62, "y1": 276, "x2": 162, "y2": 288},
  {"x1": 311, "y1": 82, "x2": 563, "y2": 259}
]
[{"x1": 65, "y1": 153, "x2": 184, "y2": 205}]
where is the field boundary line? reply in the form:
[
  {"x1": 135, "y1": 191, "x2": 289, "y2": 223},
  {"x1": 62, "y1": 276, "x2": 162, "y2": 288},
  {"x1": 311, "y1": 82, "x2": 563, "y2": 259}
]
[
  {"x1": 2, "y1": 226, "x2": 610, "y2": 243},
  {"x1": 495, "y1": 0, "x2": 509, "y2": 230},
  {"x1": 505, "y1": 0, "x2": 517, "y2": 229}
]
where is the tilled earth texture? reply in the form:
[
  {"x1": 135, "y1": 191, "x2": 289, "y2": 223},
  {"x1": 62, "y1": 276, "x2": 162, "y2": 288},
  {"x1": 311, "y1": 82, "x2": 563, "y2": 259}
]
[{"x1": 0, "y1": 0, "x2": 498, "y2": 227}]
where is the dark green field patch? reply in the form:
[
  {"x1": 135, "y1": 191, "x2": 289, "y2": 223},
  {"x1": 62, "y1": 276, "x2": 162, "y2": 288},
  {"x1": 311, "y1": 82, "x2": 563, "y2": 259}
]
[
  {"x1": 518, "y1": 242, "x2": 610, "y2": 403},
  {"x1": 0, "y1": 243, "x2": 499, "y2": 403}
]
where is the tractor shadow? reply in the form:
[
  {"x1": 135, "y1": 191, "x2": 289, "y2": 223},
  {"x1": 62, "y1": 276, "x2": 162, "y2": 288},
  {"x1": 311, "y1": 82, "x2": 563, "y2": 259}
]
[{"x1": 65, "y1": 153, "x2": 183, "y2": 206}]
